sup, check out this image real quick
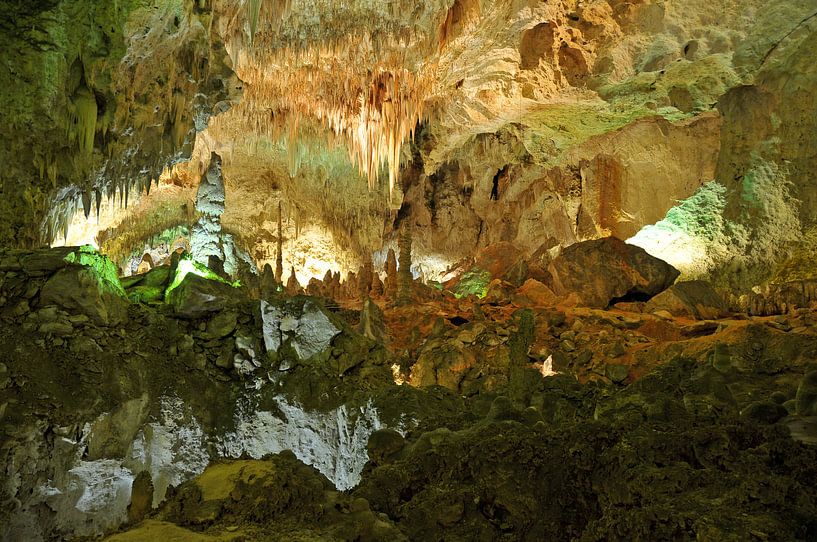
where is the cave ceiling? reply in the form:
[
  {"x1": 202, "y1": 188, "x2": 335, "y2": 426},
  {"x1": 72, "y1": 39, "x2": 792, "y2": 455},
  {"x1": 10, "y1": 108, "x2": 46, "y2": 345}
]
[{"x1": 2, "y1": 0, "x2": 816, "y2": 287}]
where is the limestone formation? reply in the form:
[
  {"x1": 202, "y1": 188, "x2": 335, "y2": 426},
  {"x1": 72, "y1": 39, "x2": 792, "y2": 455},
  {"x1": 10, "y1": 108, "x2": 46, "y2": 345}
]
[
  {"x1": 397, "y1": 228, "x2": 413, "y2": 306},
  {"x1": 644, "y1": 280, "x2": 729, "y2": 320},
  {"x1": 275, "y1": 200, "x2": 284, "y2": 282}
]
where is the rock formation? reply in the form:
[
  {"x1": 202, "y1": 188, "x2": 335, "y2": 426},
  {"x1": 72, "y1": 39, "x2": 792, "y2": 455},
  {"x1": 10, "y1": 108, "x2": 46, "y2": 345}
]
[{"x1": 4, "y1": 1, "x2": 817, "y2": 540}]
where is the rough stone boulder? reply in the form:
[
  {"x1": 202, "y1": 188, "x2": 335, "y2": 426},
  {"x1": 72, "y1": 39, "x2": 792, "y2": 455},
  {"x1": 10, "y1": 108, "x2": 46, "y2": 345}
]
[
  {"x1": 167, "y1": 273, "x2": 238, "y2": 319},
  {"x1": 39, "y1": 266, "x2": 128, "y2": 325},
  {"x1": 547, "y1": 237, "x2": 680, "y2": 308},
  {"x1": 260, "y1": 297, "x2": 341, "y2": 362},
  {"x1": 513, "y1": 278, "x2": 558, "y2": 307},
  {"x1": 644, "y1": 280, "x2": 729, "y2": 320}
]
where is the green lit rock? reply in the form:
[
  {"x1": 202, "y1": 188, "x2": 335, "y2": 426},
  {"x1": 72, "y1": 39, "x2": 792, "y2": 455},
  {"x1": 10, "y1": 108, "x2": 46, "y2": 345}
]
[
  {"x1": 63, "y1": 247, "x2": 125, "y2": 296},
  {"x1": 39, "y1": 266, "x2": 127, "y2": 325},
  {"x1": 141, "y1": 265, "x2": 172, "y2": 288},
  {"x1": 126, "y1": 285, "x2": 165, "y2": 304},
  {"x1": 451, "y1": 268, "x2": 491, "y2": 299},
  {"x1": 167, "y1": 272, "x2": 239, "y2": 319}
]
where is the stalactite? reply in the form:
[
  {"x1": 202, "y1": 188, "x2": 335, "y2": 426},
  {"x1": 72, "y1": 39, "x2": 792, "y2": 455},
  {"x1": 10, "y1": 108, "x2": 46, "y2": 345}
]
[
  {"x1": 95, "y1": 189, "x2": 102, "y2": 222},
  {"x1": 82, "y1": 191, "x2": 92, "y2": 219},
  {"x1": 215, "y1": 0, "x2": 453, "y2": 196},
  {"x1": 247, "y1": 0, "x2": 263, "y2": 44},
  {"x1": 71, "y1": 86, "x2": 98, "y2": 157}
]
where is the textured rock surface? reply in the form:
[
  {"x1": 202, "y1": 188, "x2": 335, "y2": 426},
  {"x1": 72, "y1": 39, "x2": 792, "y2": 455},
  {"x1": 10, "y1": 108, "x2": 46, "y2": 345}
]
[
  {"x1": 0, "y1": 0, "x2": 794, "y2": 294},
  {"x1": 3, "y1": 248, "x2": 817, "y2": 541},
  {"x1": 0, "y1": 0, "x2": 236, "y2": 246},
  {"x1": 547, "y1": 236, "x2": 680, "y2": 307},
  {"x1": 644, "y1": 280, "x2": 729, "y2": 319},
  {"x1": 5, "y1": 1, "x2": 817, "y2": 540}
]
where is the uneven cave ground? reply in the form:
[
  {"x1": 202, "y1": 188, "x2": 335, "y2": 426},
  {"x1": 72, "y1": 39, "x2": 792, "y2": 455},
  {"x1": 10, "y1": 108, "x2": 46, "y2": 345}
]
[{"x1": 1, "y1": 244, "x2": 817, "y2": 542}]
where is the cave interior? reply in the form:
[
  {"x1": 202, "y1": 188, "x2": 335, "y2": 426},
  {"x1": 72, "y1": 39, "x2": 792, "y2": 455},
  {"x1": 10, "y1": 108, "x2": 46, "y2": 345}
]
[{"x1": 2, "y1": 0, "x2": 817, "y2": 540}]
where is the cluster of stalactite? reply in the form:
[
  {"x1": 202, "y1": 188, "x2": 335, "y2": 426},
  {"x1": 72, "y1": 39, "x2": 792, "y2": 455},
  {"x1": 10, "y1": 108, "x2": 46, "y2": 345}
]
[{"x1": 214, "y1": 0, "x2": 472, "y2": 195}]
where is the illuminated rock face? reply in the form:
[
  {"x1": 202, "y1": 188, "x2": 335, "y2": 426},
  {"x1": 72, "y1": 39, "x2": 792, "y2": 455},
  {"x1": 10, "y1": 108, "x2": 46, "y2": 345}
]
[
  {"x1": 4, "y1": 0, "x2": 817, "y2": 293},
  {"x1": 260, "y1": 298, "x2": 341, "y2": 360},
  {"x1": 190, "y1": 154, "x2": 226, "y2": 266}
]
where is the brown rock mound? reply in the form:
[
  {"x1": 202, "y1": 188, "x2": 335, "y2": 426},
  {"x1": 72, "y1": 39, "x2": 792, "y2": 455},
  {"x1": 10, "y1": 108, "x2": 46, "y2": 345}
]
[
  {"x1": 644, "y1": 280, "x2": 729, "y2": 320},
  {"x1": 547, "y1": 237, "x2": 679, "y2": 308}
]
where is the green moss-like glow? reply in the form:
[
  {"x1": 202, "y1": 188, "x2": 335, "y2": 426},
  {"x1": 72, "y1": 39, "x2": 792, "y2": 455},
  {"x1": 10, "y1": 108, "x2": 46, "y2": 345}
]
[
  {"x1": 63, "y1": 245, "x2": 126, "y2": 295},
  {"x1": 127, "y1": 285, "x2": 165, "y2": 303},
  {"x1": 659, "y1": 181, "x2": 728, "y2": 238},
  {"x1": 452, "y1": 268, "x2": 491, "y2": 299},
  {"x1": 165, "y1": 257, "x2": 241, "y2": 299}
]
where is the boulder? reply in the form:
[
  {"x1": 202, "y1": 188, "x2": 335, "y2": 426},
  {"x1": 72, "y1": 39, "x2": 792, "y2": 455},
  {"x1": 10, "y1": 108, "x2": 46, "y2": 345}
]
[
  {"x1": 473, "y1": 242, "x2": 528, "y2": 286},
  {"x1": 19, "y1": 247, "x2": 75, "y2": 276},
  {"x1": 547, "y1": 237, "x2": 679, "y2": 308},
  {"x1": 447, "y1": 242, "x2": 529, "y2": 297},
  {"x1": 260, "y1": 298, "x2": 341, "y2": 360},
  {"x1": 644, "y1": 280, "x2": 729, "y2": 319},
  {"x1": 39, "y1": 266, "x2": 128, "y2": 325},
  {"x1": 513, "y1": 278, "x2": 558, "y2": 307},
  {"x1": 141, "y1": 265, "x2": 172, "y2": 288},
  {"x1": 203, "y1": 310, "x2": 238, "y2": 339},
  {"x1": 167, "y1": 273, "x2": 238, "y2": 319}
]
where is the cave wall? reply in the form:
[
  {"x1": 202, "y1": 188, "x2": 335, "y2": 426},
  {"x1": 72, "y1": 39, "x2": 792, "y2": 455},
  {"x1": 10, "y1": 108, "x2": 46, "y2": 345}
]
[
  {"x1": 0, "y1": 0, "x2": 236, "y2": 247},
  {"x1": 627, "y1": 2, "x2": 817, "y2": 290}
]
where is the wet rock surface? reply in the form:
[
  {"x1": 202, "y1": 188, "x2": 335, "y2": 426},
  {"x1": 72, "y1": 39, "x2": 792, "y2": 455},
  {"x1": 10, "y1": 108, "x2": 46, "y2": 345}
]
[{"x1": 2, "y1": 247, "x2": 817, "y2": 541}]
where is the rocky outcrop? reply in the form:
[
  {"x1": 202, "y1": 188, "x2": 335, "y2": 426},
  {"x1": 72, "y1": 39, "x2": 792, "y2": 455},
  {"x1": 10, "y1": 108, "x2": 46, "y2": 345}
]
[
  {"x1": 644, "y1": 280, "x2": 729, "y2": 320},
  {"x1": 547, "y1": 237, "x2": 680, "y2": 308},
  {"x1": 102, "y1": 453, "x2": 406, "y2": 542},
  {"x1": 4, "y1": 247, "x2": 817, "y2": 541}
]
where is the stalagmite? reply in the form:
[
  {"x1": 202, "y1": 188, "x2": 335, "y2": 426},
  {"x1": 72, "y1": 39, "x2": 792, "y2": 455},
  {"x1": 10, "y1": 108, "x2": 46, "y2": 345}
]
[
  {"x1": 331, "y1": 271, "x2": 341, "y2": 299},
  {"x1": 358, "y1": 297, "x2": 387, "y2": 344},
  {"x1": 275, "y1": 200, "x2": 284, "y2": 282},
  {"x1": 371, "y1": 272, "x2": 384, "y2": 297},
  {"x1": 286, "y1": 266, "x2": 302, "y2": 295},
  {"x1": 344, "y1": 272, "x2": 358, "y2": 300},
  {"x1": 260, "y1": 263, "x2": 277, "y2": 298},
  {"x1": 397, "y1": 227, "x2": 412, "y2": 306},
  {"x1": 357, "y1": 260, "x2": 373, "y2": 301},
  {"x1": 385, "y1": 248, "x2": 398, "y2": 301}
]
